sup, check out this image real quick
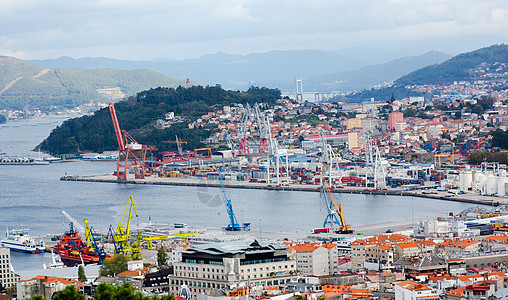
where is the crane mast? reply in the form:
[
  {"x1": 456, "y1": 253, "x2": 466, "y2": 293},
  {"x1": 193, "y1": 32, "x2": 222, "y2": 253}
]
[
  {"x1": 108, "y1": 103, "x2": 157, "y2": 180},
  {"x1": 254, "y1": 103, "x2": 268, "y2": 153},
  {"x1": 320, "y1": 180, "x2": 354, "y2": 234},
  {"x1": 217, "y1": 168, "x2": 250, "y2": 231},
  {"x1": 237, "y1": 104, "x2": 251, "y2": 155}
]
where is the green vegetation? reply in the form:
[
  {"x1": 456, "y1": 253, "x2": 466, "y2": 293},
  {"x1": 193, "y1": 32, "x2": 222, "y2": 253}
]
[
  {"x1": 78, "y1": 265, "x2": 87, "y2": 282},
  {"x1": 345, "y1": 44, "x2": 508, "y2": 102},
  {"x1": 39, "y1": 85, "x2": 281, "y2": 155},
  {"x1": 491, "y1": 128, "x2": 508, "y2": 150},
  {"x1": 397, "y1": 44, "x2": 508, "y2": 85},
  {"x1": 99, "y1": 254, "x2": 129, "y2": 277},
  {"x1": 469, "y1": 151, "x2": 508, "y2": 165},
  {"x1": 0, "y1": 56, "x2": 188, "y2": 112},
  {"x1": 157, "y1": 248, "x2": 168, "y2": 266},
  {"x1": 95, "y1": 282, "x2": 175, "y2": 300},
  {"x1": 52, "y1": 285, "x2": 85, "y2": 300}
]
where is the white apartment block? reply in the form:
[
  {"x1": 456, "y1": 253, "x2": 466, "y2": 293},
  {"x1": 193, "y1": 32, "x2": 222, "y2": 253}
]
[{"x1": 0, "y1": 247, "x2": 19, "y2": 288}]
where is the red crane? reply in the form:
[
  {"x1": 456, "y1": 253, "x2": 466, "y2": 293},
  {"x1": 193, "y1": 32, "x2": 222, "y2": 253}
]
[{"x1": 108, "y1": 103, "x2": 157, "y2": 180}]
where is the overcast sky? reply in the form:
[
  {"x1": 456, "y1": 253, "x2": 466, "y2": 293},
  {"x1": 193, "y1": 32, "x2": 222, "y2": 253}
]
[{"x1": 1, "y1": 0, "x2": 507, "y2": 61}]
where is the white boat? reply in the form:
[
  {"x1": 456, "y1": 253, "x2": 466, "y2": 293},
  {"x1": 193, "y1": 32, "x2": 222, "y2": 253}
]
[
  {"x1": 1, "y1": 228, "x2": 45, "y2": 253},
  {"x1": 43, "y1": 252, "x2": 66, "y2": 269}
]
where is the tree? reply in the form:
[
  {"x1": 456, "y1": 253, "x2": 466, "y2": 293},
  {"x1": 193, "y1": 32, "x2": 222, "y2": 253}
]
[
  {"x1": 390, "y1": 94, "x2": 396, "y2": 103},
  {"x1": 95, "y1": 282, "x2": 116, "y2": 300},
  {"x1": 157, "y1": 248, "x2": 168, "y2": 266},
  {"x1": 52, "y1": 285, "x2": 85, "y2": 300},
  {"x1": 99, "y1": 254, "x2": 129, "y2": 277},
  {"x1": 78, "y1": 265, "x2": 87, "y2": 282},
  {"x1": 30, "y1": 295, "x2": 45, "y2": 300}
]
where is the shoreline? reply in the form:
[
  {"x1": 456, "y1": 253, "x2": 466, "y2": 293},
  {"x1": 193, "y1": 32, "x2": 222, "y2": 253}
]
[{"x1": 61, "y1": 174, "x2": 504, "y2": 207}]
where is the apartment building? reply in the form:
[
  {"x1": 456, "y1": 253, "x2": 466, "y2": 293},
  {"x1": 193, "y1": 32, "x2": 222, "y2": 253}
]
[
  {"x1": 351, "y1": 234, "x2": 411, "y2": 272},
  {"x1": 287, "y1": 243, "x2": 339, "y2": 276},
  {"x1": 0, "y1": 247, "x2": 19, "y2": 288}
]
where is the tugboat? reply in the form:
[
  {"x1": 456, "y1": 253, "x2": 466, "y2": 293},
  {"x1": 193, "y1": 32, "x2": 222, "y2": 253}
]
[
  {"x1": 1, "y1": 228, "x2": 45, "y2": 253},
  {"x1": 54, "y1": 224, "x2": 109, "y2": 267}
]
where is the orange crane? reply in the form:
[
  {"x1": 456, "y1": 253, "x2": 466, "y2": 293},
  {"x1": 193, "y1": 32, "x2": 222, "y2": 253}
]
[{"x1": 108, "y1": 103, "x2": 157, "y2": 180}]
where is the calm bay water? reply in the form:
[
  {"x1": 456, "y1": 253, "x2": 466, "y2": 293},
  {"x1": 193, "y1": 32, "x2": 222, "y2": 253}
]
[{"x1": 0, "y1": 116, "x2": 478, "y2": 272}]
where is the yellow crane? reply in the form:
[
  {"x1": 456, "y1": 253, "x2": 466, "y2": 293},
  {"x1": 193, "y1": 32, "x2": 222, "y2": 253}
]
[
  {"x1": 112, "y1": 196, "x2": 141, "y2": 260},
  {"x1": 143, "y1": 232, "x2": 198, "y2": 250}
]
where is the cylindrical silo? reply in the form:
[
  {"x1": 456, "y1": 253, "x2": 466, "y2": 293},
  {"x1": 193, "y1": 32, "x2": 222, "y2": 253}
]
[
  {"x1": 487, "y1": 175, "x2": 498, "y2": 195},
  {"x1": 497, "y1": 177, "x2": 507, "y2": 197},
  {"x1": 478, "y1": 173, "x2": 487, "y2": 195}
]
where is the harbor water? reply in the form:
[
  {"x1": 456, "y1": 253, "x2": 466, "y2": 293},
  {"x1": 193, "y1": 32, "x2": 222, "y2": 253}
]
[{"x1": 0, "y1": 116, "x2": 479, "y2": 272}]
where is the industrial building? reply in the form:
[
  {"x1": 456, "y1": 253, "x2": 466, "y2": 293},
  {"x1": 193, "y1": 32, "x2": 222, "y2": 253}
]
[{"x1": 169, "y1": 240, "x2": 297, "y2": 296}]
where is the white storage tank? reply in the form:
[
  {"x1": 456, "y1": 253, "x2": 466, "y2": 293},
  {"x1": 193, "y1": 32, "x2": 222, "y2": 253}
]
[
  {"x1": 459, "y1": 171, "x2": 473, "y2": 192},
  {"x1": 472, "y1": 170, "x2": 479, "y2": 183},
  {"x1": 486, "y1": 175, "x2": 498, "y2": 195},
  {"x1": 497, "y1": 177, "x2": 507, "y2": 197},
  {"x1": 478, "y1": 173, "x2": 487, "y2": 194}
]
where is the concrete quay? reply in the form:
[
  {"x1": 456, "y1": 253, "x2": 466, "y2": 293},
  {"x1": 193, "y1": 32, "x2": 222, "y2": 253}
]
[{"x1": 61, "y1": 174, "x2": 507, "y2": 207}]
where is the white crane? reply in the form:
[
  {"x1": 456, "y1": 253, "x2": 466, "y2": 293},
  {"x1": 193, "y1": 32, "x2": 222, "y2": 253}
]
[{"x1": 61, "y1": 211, "x2": 85, "y2": 233}]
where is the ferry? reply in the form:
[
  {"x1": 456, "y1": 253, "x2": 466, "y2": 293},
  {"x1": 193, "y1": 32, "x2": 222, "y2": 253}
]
[{"x1": 1, "y1": 228, "x2": 45, "y2": 253}]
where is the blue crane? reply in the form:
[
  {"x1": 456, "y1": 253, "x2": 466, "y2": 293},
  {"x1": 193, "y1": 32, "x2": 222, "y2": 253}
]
[
  {"x1": 217, "y1": 168, "x2": 250, "y2": 231},
  {"x1": 320, "y1": 181, "x2": 353, "y2": 234}
]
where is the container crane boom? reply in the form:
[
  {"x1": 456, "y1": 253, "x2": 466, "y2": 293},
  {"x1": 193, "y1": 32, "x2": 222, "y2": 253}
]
[
  {"x1": 109, "y1": 103, "x2": 125, "y2": 151},
  {"x1": 61, "y1": 211, "x2": 86, "y2": 234}
]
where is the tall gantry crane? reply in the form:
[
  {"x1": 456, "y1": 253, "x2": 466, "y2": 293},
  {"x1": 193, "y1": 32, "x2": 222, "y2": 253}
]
[
  {"x1": 253, "y1": 103, "x2": 268, "y2": 153},
  {"x1": 217, "y1": 168, "x2": 250, "y2": 231},
  {"x1": 237, "y1": 104, "x2": 252, "y2": 155},
  {"x1": 109, "y1": 103, "x2": 157, "y2": 180},
  {"x1": 320, "y1": 179, "x2": 354, "y2": 234}
]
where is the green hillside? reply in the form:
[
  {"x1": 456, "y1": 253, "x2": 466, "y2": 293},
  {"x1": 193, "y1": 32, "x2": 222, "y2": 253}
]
[
  {"x1": 345, "y1": 44, "x2": 508, "y2": 102},
  {"x1": 38, "y1": 85, "x2": 281, "y2": 155},
  {"x1": 0, "y1": 56, "x2": 189, "y2": 112},
  {"x1": 396, "y1": 44, "x2": 508, "y2": 86}
]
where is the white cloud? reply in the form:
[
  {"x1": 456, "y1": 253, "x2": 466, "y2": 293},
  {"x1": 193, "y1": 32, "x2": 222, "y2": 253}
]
[{"x1": 0, "y1": 0, "x2": 507, "y2": 60}]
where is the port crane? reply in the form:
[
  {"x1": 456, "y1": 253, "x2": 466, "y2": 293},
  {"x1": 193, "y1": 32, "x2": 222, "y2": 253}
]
[
  {"x1": 109, "y1": 103, "x2": 157, "y2": 180},
  {"x1": 237, "y1": 104, "x2": 252, "y2": 155},
  {"x1": 163, "y1": 135, "x2": 187, "y2": 155},
  {"x1": 217, "y1": 168, "x2": 250, "y2": 231},
  {"x1": 108, "y1": 196, "x2": 141, "y2": 260},
  {"x1": 320, "y1": 179, "x2": 354, "y2": 234},
  {"x1": 253, "y1": 103, "x2": 268, "y2": 153},
  {"x1": 61, "y1": 211, "x2": 107, "y2": 263}
]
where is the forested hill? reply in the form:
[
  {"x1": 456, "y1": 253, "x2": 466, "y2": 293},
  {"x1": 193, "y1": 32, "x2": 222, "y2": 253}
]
[
  {"x1": 37, "y1": 86, "x2": 281, "y2": 155},
  {"x1": 395, "y1": 44, "x2": 508, "y2": 86},
  {"x1": 345, "y1": 44, "x2": 508, "y2": 102},
  {"x1": 0, "y1": 56, "x2": 188, "y2": 112}
]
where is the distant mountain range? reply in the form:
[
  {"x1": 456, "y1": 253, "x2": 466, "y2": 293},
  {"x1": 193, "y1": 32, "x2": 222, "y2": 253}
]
[
  {"x1": 0, "y1": 56, "x2": 188, "y2": 112},
  {"x1": 31, "y1": 49, "x2": 451, "y2": 92}
]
